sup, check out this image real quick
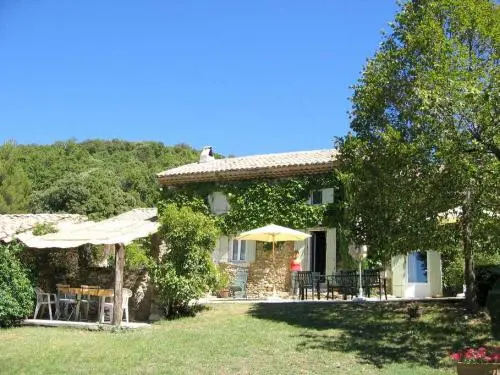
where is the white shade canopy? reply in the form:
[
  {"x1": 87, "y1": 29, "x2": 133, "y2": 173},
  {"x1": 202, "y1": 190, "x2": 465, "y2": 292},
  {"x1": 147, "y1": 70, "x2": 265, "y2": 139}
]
[
  {"x1": 16, "y1": 209, "x2": 158, "y2": 249},
  {"x1": 236, "y1": 224, "x2": 311, "y2": 243}
]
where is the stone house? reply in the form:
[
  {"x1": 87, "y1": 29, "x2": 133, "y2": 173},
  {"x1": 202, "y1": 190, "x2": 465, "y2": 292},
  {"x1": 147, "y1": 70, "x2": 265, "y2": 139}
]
[
  {"x1": 157, "y1": 148, "x2": 341, "y2": 298},
  {"x1": 157, "y1": 147, "x2": 443, "y2": 299}
]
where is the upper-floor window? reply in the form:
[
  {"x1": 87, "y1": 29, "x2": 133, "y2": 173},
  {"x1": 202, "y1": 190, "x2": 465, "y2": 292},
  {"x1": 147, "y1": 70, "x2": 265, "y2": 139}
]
[
  {"x1": 232, "y1": 239, "x2": 247, "y2": 261},
  {"x1": 311, "y1": 190, "x2": 323, "y2": 205},
  {"x1": 309, "y1": 188, "x2": 334, "y2": 205}
]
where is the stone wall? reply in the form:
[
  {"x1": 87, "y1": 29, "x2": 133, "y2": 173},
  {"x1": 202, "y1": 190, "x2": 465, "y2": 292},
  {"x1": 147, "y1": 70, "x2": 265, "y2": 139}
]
[{"x1": 246, "y1": 242, "x2": 295, "y2": 299}]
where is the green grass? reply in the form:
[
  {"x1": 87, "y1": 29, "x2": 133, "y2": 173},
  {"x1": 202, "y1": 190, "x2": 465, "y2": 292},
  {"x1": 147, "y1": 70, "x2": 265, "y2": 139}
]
[{"x1": 0, "y1": 301, "x2": 497, "y2": 374}]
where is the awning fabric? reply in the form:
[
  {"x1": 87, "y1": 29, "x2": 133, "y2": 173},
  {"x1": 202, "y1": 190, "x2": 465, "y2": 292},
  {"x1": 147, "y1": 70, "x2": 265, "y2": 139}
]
[{"x1": 16, "y1": 208, "x2": 158, "y2": 249}]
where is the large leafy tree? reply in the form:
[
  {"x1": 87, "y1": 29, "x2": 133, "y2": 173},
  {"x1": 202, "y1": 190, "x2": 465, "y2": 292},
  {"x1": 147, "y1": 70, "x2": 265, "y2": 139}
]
[
  {"x1": 339, "y1": 0, "x2": 499, "y2": 308},
  {"x1": 0, "y1": 142, "x2": 31, "y2": 213}
]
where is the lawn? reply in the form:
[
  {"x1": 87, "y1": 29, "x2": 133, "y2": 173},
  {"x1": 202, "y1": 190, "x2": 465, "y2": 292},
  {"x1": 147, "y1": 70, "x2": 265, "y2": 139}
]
[{"x1": 0, "y1": 300, "x2": 496, "y2": 374}]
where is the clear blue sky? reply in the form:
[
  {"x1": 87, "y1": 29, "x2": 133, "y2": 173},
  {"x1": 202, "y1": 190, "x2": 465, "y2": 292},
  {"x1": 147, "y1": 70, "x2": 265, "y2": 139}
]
[{"x1": 0, "y1": 1, "x2": 399, "y2": 156}]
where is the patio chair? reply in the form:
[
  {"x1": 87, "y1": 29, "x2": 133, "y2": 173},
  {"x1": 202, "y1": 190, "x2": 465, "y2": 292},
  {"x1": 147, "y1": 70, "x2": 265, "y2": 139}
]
[
  {"x1": 362, "y1": 269, "x2": 387, "y2": 300},
  {"x1": 326, "y1": 274, "x2": 340, "y2": 300},
  {"x1": 337, "y1": 271, "x2": 358, "y2": 300},
  {"x1": 102, "y1": 288, "x2": 132, "y2": 323},
  {"x1": 229, "y1": 269, "x2": 248, "y2": 298},
  {"x1": 34, "y1": 287, "x2": 59, "y2": 320},
  {"x1": 56, "y1": 283, "x2": 78, "y2": 320},
  {"x1": 79, "y1": 285, "x2": 100, "y2": 321},
  {"x1": 297, "y1": 271, "x2": 319, "y2": 300}
]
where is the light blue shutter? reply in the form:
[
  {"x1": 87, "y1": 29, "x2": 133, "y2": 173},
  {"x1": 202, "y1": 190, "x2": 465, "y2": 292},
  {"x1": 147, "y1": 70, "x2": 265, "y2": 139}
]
[
  {"x1": 246, "y1": 241, "x2": 256, "y2": 262},
  {"x1": 322, "y1": 188, "x2": 334, "y2": 204}
]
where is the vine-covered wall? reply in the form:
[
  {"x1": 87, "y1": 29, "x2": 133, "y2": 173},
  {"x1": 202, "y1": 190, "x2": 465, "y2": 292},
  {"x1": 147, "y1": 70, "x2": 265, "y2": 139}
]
[{"x1": 161, "y1": 173, "x2": 343, "y2": 235}]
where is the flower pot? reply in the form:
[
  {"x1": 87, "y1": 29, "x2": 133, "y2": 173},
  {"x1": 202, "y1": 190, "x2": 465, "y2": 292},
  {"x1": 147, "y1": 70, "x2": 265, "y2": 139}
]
[
  {"x1": 218, "y1": 289, "x2": 230, "y2": 298},
  {"x1": 456, "y1": 363, "x2": 500, "y2": 375}
]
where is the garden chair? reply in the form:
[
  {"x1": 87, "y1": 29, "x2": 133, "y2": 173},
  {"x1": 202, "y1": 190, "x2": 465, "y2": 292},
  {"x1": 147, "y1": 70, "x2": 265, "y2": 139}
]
[
  {"x1": 34, "y1": 287, "x2": 59, "y2": 320},
  {"x1": 56, "y1": 283, "x2": 78, "y2": 319},
  {"x1": 326, "y1": 274, "x2": 340, "y2": 300},
  {"x1": 229, "y1": 269, "x2": 248, "y2": 298},
  {"x1": 362, "y1": 269, "x2": 387, "y2": 300},
  {"x1": 337, "y1": 271, "x2": 358, "y2": 300},
  {"x1": 297, "y1": 271, "x2": 319, "y2": 300},
  {"x1": 79, "y1": 285, "x2": 100, "y2": 321},
  {"x1": 102, "y1": 288, "x2": 132, "y2": 323}
]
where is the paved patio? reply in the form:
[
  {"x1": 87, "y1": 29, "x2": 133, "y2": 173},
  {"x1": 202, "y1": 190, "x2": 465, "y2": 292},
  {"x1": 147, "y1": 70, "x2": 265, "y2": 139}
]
[{"x1": 23, "y1": 319, "x2": 151, "y2": 330}]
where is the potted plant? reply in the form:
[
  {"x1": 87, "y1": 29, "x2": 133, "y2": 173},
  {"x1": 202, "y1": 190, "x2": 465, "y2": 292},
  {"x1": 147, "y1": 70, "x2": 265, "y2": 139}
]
[
  {"x1": 450, "y1": 347, "x2": 500, "y2": 375},
  {"x1": 216, "y1": 268, "x2": 231, "y2": 298}
]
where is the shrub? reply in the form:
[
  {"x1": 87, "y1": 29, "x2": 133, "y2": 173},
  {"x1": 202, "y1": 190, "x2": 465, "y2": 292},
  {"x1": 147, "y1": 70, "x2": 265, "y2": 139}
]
[
  {"x1": 487, "y1": 280, "x2": 500, "y2": 340},
  {"x1": 476, "y1": 265, "x2": 500, "y2": 307},
  {"x1": 0, "y1": 242, "x2": 34, "y2": 327},
  {"x1": 151, "y1": 203, "x2": 219, "y2": 318}
]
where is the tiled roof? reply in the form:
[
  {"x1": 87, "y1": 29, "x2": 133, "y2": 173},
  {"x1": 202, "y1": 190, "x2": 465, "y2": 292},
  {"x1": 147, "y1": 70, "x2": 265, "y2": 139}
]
[
  {"x1": 0, "y1": 214, "x2": 86, "y2": 243},
  {"x1": 157, "y1": 149, "x2": 338, "y2": 185}
]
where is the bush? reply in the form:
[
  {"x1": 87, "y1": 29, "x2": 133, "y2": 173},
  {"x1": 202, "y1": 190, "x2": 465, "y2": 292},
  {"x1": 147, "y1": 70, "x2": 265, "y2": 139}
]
[
  {"x1": 487, "y1": 280, "x2": 500, "y2": 340},
  {"x1": 151, "y1": 203, "x2": 219, "y2": 318},
  {"x1": 476, "y1": 265, "x2": 500, "y2": 307},
  {"x1": 0, "y1": 242, "x2": 34, "y2": 327}
]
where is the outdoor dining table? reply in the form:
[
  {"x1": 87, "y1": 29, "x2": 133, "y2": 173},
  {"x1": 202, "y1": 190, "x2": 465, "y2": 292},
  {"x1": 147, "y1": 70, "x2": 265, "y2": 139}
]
[{"x1": 65, "y1": 287, "x2": 114, "y2": 323}]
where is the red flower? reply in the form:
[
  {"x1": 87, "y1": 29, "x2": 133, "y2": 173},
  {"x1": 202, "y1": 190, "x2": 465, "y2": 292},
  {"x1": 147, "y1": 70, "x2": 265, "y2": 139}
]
[{"x1": 450, "y1": 347, "x2": 500, "y2": 364}]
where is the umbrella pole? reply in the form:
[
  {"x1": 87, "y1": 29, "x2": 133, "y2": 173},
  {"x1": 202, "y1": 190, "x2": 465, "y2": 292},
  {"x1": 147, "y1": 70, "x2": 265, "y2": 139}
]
[{"x1": 272, "y1": 238, "x2": 277, "y2": 297}]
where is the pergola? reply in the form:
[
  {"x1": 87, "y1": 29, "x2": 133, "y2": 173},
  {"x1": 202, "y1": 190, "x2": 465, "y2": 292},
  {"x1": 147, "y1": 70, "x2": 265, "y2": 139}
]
[{"x1": 16, "y1": 208, "x2": 159, "y2": 326}]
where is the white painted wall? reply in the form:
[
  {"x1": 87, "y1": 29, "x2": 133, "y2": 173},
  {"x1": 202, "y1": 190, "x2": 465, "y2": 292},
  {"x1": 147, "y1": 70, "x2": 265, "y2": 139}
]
[{"x1": 391, "y1": 251, "x2": 443, "y2": 298}]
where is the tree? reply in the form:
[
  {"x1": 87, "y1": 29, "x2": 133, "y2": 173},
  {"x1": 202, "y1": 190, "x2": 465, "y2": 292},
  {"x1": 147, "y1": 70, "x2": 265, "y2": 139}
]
[
  {"x1": 0, "y1": 242, "x2": 34, "y2": 327},
  {"x1": 0, "y1": 142, "x2": 31, "y2": 213},
  {"x1": 152, "y1": 203, "x2": 219, "y2": 318},
  {"x1": 339, "y1": 0, "x2": 499, "y2": 308},
  {"x1": 31, "y1": 169, "x2": 138, "y2": 220}
]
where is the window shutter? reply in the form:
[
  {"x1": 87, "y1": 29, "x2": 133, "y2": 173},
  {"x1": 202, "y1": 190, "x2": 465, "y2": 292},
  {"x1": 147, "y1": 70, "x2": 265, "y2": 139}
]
[
  {"x1": 218, "y1": 236, "x2": 229, "y2": 262},
  {"x1": 428, "y1": 251, "x2": 443, "y2": 297},
  {"x1": 391, "y1": 255, "x2": 406, "y2": 297},
  {"x1": 229, "y1": 237, "x2": 235, "y2": 261},
  {"x1": 209, "y1": 192, "x2": 230, "y2": 215},
  {"x1": 246, "y1": 240, "x2": 256, "y2": 262},
  {"x1": 322, "y1": 188, "x2": 334, "y2": 204}
]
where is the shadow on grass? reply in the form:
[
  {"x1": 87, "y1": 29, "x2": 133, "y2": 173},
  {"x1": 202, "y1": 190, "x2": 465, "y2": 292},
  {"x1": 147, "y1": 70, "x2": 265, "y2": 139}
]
[{"x1": 248, "y1": 300, "x2": 491, "y2": 369}]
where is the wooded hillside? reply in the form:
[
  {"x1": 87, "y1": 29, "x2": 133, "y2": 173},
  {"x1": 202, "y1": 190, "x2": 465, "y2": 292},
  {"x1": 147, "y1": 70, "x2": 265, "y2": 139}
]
[{"x1": 0, "y1": 139, "x2": 200, "y2": 219}]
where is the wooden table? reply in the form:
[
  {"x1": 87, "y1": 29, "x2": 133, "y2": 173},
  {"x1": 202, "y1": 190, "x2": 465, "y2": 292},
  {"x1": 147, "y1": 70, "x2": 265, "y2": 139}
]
[{"x1": 63, "y1": 287, "x2": 114, "y2": 323}]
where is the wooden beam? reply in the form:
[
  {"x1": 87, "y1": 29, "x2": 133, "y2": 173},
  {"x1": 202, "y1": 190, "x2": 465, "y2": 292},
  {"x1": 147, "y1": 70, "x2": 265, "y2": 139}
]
[{"x1": 112, "y1": 243, "x2": 125, "y2": 326}]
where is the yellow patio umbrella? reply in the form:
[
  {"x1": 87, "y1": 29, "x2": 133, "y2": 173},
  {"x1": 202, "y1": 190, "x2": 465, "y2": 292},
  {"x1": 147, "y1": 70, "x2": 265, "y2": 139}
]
[{"x1": 236, "y1": 224, "x2": 311, "y2": 298}]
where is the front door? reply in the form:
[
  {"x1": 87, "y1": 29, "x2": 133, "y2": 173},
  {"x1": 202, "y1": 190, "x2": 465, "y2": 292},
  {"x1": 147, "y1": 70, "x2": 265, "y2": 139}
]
[
  {"x1": 406, "y1": 251, "x2": 430, "y2": 298},
  {"x1": 310, "y1": 231, "x2": 326, "y2": 275}
]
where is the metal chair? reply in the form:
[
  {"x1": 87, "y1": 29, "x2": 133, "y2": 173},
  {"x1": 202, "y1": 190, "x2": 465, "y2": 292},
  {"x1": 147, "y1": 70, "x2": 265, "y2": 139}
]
[
  {"x1": 56, "y1": 283, "x2": 78, "y2": 320},
  {"x1": 297, "y1": 271, "x2": 318, "y2": 300},
  {"x1": 229, "y1": 269, "x2": 248, "y2": 298},
  {"x1": 362, "y1": 269, "x2": 387, "y2": 300}
]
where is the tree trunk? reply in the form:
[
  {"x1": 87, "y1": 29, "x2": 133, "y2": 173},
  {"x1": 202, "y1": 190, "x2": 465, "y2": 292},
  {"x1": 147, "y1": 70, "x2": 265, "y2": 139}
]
[
  {"x1": 113, "y1": 243, "x2": 125, "y2": 326},
  {"x1": 462, "y1": 188, "x2": 478, "y2": 311}
]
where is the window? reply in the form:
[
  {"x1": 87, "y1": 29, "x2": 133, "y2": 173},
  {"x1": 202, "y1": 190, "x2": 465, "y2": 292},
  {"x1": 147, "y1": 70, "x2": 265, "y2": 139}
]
[
  {"x1": 311, "y1": 190, "x2": 323, "y2": 205},
  {"x1": 408, "y1": 251, "x2": 428, "y2": 283},
  {"x1": 232, "y1": 240, "x2": 246, "y2": 261}
]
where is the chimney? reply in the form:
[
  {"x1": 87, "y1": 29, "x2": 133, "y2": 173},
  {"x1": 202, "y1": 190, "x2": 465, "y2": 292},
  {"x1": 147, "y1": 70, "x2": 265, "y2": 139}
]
[{"x1": 199, "y1": 146, "x2": 215, "y2": 163}]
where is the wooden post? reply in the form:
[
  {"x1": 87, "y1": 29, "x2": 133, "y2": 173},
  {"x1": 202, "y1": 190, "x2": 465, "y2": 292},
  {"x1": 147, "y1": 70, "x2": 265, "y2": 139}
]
[{"x1": 113, "y1": 243, "x2": 125, "y2": 326}]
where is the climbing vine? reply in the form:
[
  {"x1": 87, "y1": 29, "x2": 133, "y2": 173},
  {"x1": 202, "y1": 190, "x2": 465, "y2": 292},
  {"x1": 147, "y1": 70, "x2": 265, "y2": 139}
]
[{"x1": 161, "y1": 173, "x2": 344, "y2": 236}]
